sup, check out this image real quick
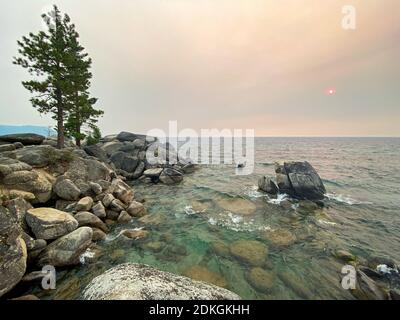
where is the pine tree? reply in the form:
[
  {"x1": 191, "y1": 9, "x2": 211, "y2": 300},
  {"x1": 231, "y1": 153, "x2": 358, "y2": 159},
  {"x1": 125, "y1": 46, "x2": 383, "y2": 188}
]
[
  {"x1": 13, "y1": 5, "x2": 103, "y2": 148},
  {"x1": 13, "y1": 6, "x2": 72, "y2": 148},
  {"x1": 63, "y1": 19, "x2": 103, "y2": 147}
]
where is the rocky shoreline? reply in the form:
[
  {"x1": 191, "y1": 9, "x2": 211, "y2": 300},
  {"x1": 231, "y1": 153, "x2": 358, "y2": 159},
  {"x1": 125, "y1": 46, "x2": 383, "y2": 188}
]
[{"x1": 1, "y1": 132, "x2": 399, "y2": 300}]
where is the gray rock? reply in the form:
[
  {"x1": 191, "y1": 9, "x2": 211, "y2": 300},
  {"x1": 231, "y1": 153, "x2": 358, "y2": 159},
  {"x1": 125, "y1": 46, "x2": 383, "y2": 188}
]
[
  {"x1": 36, "y1": 227, "x2": 93, "y2": 267},
  {"x1": 159, "y1": 168, "x2": 184, "y2": 185},
  {"x1": 82, "y1": 263, "x2": 241, "y2": 300},
  {"x1": 110, "y1": 199, "x2": 126, "y2": 212},
  {"x1": 106, "y1": 210, "x2": 120, "y2": 221},
  {"x1": 258, "y1": 176, "x2": 279, "y2": 195},
  {"x1": 102, "y1": 193, "x2": 115, "y2": 207},
  {"x1": 92, "y1": 201, "x2": 107, "y2": 219},
  {"x1": 14, "y1": 145, "x2": 55, "y2": 167},
  {"x1": 132, "y1": 161, "x2": 145, "y2": 179},
  {"x1": 275, "y1": 162, "x2": 326, "y2": 200},
  {"x1": 0, "y1": 133, "x2": 45, "y2": 145},
  {"x1": 116, "y1": 132, "x2": 147, "y2": 142},
  {"x1": 83, "y1": 145, "x2": 108, "y2": 163},
  {"x1": 89, "y1": 182, "x2": 102, "y2": 195},
  {"x1": 7, "y1": 197, "x2": 32, "y2": 231},
  {"x1": 0, "y1": 232, "x2": 27, "y2": 298},
  {"x1": 54, "y1": 178, "x2": 81, "y2": 201},
  {"x1": 101, "y1": 141, "x2": 123, "y2": 156},
  {"x1": 0, "y1": 157, "x2": 32, "y2": 176},
  {"x1": 133, "y1": 139, "x2": 145, "y2": 149},
  {"x1": 110, "y1": 151, "x2": 139, "y2": 173},
  {"x1": 76, "y1": 196, "x2": 94, "y2": 212},
  {"x1": 26, "y1": 207, "x2": 79, "y2": 240},
  {"x1": 3, "y1": 170, "x2": 38, "y2": 185},
  {"x1": 0, "y1": 144, "x2": 17, "y2": 153},
  {"x1": 352, "y1": 268, "x2": 387, "y2": 300},
  {"x1": 143, "y1": 168, "x2": 163, "y2": 178},
  {"x1": 74, "y1": 211, "x2": 108, "y2": 233}
]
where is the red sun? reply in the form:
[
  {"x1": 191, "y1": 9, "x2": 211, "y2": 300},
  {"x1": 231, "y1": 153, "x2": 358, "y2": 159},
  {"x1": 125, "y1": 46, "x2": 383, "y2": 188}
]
[{"x1": 325, "y1": 88, "x2": 336, "y2": 96}]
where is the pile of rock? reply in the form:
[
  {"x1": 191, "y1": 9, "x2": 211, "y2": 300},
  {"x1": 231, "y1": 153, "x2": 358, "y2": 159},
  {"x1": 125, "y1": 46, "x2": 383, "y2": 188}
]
[
  {"x1": 0, "y1": 138, "x2": 149, "y2": 299},
  {"x1": 85, "y1": 131, "x2": 196, "y2": 184},
  {"x1": 258, "y1": 161, "x2": 326, "y2": 201}
]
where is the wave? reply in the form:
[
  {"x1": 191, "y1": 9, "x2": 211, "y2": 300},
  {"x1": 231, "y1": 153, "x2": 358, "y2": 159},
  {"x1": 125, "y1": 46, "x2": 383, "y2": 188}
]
[
  {"x1": 208, "y1": 212, "x2": 271, "y2": 233},
  {"x1": 184, "y1": 205, "x2": 206, "y2": 215},
  {"x1": 325, "y1": 193, "x2": 373, "y2": 205},
  {"x1": 267, "y1": 193, "x2": 290, "y2": 205},
  {"x1": 246, "y1": 185, "x2": 268, "y2": 199}
]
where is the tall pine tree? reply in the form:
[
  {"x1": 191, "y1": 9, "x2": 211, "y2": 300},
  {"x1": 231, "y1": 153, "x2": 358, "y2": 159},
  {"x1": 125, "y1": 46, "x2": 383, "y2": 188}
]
[
  {"x1": 63, "y1": 15, "x2": 103, "y2": 147},
  {"x1": 14, "y1": 5, "x2": 103, "y2": 148}
]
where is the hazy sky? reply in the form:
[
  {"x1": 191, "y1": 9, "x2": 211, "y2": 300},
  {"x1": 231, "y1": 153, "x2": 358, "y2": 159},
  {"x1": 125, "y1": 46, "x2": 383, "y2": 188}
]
[{"x1": 1, "y1": 0, "x2": 399, "y2": 136}]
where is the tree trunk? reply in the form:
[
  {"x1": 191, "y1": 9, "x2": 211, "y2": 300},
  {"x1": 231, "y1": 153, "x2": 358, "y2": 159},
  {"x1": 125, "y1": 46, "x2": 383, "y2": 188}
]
[
  {"x1": 56, "y1": 89, "x2": 64, "y2": 149},
  {"x1": 75, "y1": 124, "x2": 81, "y2": 147}
]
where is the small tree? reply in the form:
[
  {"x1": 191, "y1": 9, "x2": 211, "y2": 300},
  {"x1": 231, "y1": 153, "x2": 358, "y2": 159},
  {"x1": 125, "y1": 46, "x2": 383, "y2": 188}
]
[{"x1": 86, "y1": 126, "x2": 102, "y2": 146}]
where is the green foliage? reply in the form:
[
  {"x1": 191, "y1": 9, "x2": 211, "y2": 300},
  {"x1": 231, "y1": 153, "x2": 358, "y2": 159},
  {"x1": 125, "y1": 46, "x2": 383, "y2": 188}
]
[
  {"x1": 13, "y1": 5, "x2": 103, "y2": 148},
  {"x1": 86, "y1": 126, "x2": 102, "y2": 146},
  {"x1": 43, "y1": 147, "x2": 75, "y2": 166}
]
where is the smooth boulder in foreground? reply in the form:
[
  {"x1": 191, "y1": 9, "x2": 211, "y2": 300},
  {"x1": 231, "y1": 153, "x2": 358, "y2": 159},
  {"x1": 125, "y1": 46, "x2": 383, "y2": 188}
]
[{"x1": 83, "y1": 263, "x2": 241, "y2": 300}]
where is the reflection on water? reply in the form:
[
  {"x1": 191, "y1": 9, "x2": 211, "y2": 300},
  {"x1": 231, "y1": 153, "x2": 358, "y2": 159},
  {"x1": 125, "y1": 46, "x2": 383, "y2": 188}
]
[{"x1": 24, "y1": 138, "x2": 400, "y2": 300}]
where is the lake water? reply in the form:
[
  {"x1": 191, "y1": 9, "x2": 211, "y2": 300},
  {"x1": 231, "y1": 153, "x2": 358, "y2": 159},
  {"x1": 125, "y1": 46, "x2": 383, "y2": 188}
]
[{"x1": 25, "y1": 137, "x2": 400, "y2": 300}]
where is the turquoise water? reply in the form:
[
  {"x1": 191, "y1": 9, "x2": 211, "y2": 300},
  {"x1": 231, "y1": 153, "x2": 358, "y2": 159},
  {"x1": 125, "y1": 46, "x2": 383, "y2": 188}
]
[{"x1": 24, "y1": 137, "x2": 400, "y2": 300}]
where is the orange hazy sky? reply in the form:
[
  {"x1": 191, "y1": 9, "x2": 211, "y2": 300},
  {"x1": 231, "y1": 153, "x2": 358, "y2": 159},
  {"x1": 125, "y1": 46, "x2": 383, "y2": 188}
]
[{"x1": 1, "y1": 0, "x2": 399, "y2": 136}]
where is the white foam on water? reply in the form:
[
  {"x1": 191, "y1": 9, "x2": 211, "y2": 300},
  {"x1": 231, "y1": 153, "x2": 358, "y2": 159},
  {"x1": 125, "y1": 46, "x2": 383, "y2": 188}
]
[
  {"x1": 246, "y1": 185, "x2": 268, "y2": 199},
  {"x1": 267, "y1": 193, "x2": 289, "y2": 205},
  {"x1": 325, "y1": 193, "x2": 373, "y2": 205},
  {"x1": 184, "y1": 205, "x2": 206, "y2": 215},
  {"x1": 317, "y1": 219, "x2": 337, "y2": 226},
  {"x1": 377, "y1": 264, "x2": 399, "y2": 275},
  {"x1": 79, "y1": 248, "x2": 95, "y2": 265},
  {"x1": 207, "y1": 211, "x2": 271, "y2": 233}
]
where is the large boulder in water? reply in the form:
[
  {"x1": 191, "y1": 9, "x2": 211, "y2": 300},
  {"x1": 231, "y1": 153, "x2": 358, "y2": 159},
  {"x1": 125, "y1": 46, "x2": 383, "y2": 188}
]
[
  {"x1": 82, "y1": 263, "x2": 240, "y2": 300},
  {"x1": 0, "y1": 133, "x2": 45, "y2": 145},
  {"x1": 275, "y1": 161, "x2": 326, "y2": 200}
]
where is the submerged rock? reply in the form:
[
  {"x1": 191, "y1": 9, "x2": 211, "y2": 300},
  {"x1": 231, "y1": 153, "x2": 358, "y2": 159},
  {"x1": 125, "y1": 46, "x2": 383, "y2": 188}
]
[
  {"x1": 246, "y1": 267, "x2": 275, "y2": 293},
  {"x1": 82, "y1": 263, "x2": 241, "y2": 300},
  {"x1": 121, "y1": 228, "x2": 149, "y2": 240},
  {"x1": 184, "y1": 265, "x2": 228, "y2": 288},
  {"x1": 263, "y1": 229, "x2": 297, "y2": 247},
  {"x1": 352, "y1": 268, "x2": 388, "y2": 300},
  {"x1": 216, "y1": 197, "x2": 256, "y2": 215},
  {"x1": 230, "y1": 240, "x2": 268, "y2": 266}
]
